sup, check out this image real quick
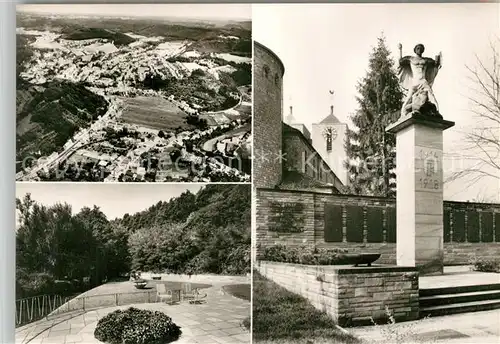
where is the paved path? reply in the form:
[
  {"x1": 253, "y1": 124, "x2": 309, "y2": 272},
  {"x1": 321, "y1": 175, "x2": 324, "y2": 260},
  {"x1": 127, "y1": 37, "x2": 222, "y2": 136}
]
[
  {"x1": 16, "y1": 279, "x2": 250, "y2": 344},
  {"x1": 349, "y1": 308, "x2": 500, "y2": 343}
]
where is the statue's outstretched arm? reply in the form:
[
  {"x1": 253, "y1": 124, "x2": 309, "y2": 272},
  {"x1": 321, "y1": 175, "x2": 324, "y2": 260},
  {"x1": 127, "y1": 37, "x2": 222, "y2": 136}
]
[{"x1": 436, "y1": 52, "x2": 442, "y2": 68}]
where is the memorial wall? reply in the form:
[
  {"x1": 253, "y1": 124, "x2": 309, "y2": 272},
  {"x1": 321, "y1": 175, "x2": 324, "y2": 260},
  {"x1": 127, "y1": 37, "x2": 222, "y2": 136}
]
[{"x1": 256, "y1": 188, "x2": 500, "y2": 264}]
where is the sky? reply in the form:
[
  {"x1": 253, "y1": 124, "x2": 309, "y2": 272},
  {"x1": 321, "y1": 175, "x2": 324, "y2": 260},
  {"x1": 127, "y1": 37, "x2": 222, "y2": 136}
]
[
  {"x1": 17, "y1": 4, "x2": 251, "y2": 21},
  {"x1": 253, "y1": 3, "x2": 500, "y2": 202},
  {"x1": 15, "y1": 183, "x2": 204, "y2": 221}
]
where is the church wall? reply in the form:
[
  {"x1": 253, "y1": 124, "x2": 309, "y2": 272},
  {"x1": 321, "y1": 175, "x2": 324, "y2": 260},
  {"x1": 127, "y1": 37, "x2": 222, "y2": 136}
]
[{"x1": 283, "y1": 131, "x2": 341, "y2": 188}]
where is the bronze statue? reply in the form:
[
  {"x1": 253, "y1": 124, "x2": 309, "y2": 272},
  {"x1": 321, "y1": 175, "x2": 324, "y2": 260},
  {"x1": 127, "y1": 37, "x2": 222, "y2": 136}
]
[{"x1": 398, "y1": 43, "x2": 442, "y2": 117}]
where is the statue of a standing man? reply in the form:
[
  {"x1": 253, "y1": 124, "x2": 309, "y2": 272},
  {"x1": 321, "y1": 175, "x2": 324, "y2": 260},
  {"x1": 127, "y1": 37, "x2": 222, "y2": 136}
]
[{"x1": 398, "y1": 43, "x2": 442, "y2": 117}]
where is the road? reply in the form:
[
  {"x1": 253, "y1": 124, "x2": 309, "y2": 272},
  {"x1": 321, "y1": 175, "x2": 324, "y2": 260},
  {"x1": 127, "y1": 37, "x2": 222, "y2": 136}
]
[{"x1": 19, "y1": 139, "x2": 84, "y2": 180}]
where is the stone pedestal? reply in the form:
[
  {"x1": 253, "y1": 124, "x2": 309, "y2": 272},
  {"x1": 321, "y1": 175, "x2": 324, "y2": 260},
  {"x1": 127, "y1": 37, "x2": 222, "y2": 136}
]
[{"x1": 386, "y1": 113, "x2": 455, "y2": 275}]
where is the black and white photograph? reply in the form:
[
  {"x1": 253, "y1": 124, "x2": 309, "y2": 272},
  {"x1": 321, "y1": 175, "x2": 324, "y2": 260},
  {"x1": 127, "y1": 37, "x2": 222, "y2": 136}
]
[
  {"x1": 15, "y1": 183, "x2": 251, "y2": 344},
  {"x1": 252, "y1": 3, "x2": 500, "y2": 344},
  {"x1": 15, "y1": 4, "x2": 252, "y2": 183},
  {"x1": 6, "y1": 1, "x2": 500, "y2": 344}
]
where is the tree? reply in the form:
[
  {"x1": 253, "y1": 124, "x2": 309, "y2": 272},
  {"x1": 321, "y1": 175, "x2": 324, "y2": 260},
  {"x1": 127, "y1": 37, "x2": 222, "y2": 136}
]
[
  {"x1": 446, "y1": 38, "x2": 500, "y2": 190},
  {"x1": 16, "y1": 195, "x2": 96, "y2": 281},
  {"x1": 344, "y1": 35, "x2": 403, "y2": 197}
]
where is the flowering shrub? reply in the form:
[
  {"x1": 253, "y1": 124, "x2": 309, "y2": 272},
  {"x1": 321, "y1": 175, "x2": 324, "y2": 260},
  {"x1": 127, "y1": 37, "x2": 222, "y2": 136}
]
[
  {"x1": 94, "y1": 307, "x2": 181, "y2": 344},
  {"x1": 261, "y1": 245, "x2": 349, "y2": 265}
]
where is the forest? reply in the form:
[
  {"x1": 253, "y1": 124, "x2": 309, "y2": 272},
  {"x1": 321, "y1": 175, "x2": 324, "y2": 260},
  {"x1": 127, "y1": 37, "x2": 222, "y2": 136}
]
[{"x1": 16, "y1": 184, "x2": 251, "y2": 298}]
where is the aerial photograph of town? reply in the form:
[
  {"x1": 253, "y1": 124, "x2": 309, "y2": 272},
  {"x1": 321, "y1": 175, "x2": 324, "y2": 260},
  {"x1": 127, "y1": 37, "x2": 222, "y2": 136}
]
[{"x1": 15, "y1": 4, "x2": 252, "y2": 182}]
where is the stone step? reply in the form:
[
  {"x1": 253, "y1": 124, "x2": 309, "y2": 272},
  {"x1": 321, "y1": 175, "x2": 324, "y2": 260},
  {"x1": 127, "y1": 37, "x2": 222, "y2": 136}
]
[
  {"x1": 420, "y1": 299, "x2": 500, "y2": 318},
  {"x1": 420, "y1": 289, "x2": 500, "y2": 307},
  {"x1": 420, "y1": 283, "x2": 500, "y2": 297}
]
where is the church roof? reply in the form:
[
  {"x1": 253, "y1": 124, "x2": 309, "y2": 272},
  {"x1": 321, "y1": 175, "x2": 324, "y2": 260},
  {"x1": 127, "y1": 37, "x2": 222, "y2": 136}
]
[{"x1": 319, "y1": 113, "x2": 342, "y2": 124}]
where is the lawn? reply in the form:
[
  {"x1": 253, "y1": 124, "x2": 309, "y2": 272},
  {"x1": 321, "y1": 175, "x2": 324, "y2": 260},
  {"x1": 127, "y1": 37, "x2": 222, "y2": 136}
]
[
  {"x1": 252, "y1": 271, "x2": 360, "y2": 344},
  {"x1": 120, "y1": 96, "x2": 193, "y2": 131},
  {"x1": 222, "y1": 283, "x2": 250, "y2": 301}
]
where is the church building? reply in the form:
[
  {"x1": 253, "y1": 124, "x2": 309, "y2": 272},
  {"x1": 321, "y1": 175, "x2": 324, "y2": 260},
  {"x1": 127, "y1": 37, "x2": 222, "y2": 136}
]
[
  {"x1": 254, "y1": 41, "x2": 344, "y2": 193},
  {"x1": 311, "y1": 98, "x2": 349, "y2": 186}
]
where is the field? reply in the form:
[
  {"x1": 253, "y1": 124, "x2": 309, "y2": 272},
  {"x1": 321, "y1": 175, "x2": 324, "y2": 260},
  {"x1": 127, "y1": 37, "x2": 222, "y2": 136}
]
[{"x1": 120, "y1": 96, "x2": 193, "y2": 131}]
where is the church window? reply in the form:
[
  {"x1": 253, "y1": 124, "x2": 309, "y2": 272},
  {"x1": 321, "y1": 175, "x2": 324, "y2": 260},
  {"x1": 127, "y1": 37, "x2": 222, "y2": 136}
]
[
  {"x1": 326, "y1": 132, "x2": 332, "y2": 152},
  {"x1": 263, "y1": 65, "x2": 270, "y2": 78},
  {"x1": 303, "y1": 151, "x2": 307, "y2": 174}
]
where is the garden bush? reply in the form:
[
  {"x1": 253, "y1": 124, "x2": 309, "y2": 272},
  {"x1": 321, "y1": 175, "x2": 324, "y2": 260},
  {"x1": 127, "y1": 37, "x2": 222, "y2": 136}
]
[
  {"x1": 94, "y1": 307, "x2": 182, "y2": 344},
  {"x1": 16, "y1": 271, "x2": 55, "y2": 298},
  {"x1": 469, "y1": 256, "x2": 500, "y2": 273},
  {"x1": 261, "y1": 244, "x2": 349, "y2": 265}
]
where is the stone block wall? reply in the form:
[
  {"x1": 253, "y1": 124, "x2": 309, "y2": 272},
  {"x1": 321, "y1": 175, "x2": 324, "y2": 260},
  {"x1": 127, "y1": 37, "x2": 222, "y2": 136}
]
[
  {"x1": 257, "y1": 261, "x2": 419, "y2": 326},
  {"x1": 256, "y1": 188, "x2": 500, "y2": 263}
]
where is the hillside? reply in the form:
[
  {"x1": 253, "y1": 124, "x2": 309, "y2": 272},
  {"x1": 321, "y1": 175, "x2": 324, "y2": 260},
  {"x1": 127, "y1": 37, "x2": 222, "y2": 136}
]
[
  {"x1": 16, "y1": 81, "x2": 108, "y2": 170},
  {"x1": 61, "y1": 27, "x2": 136, "y2": 46},
  {"x1": 117, "y1": 184, "x2": 250, "y2": 230},
  {"x1": 17, "y1": 13, "x2": 251, "y2": 45},
  {"x1": 119, "y1": 184, "x2": 251, "y2": 275}
]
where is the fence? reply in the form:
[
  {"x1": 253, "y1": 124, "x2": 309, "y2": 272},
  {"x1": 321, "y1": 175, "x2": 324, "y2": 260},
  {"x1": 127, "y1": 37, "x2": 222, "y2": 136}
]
[
  {"x1": 16, "y1": 294, "x2": 73, "y2": 327},
  {"x1": 16, "y1": 290, "x2": 158, "y2": 328}
]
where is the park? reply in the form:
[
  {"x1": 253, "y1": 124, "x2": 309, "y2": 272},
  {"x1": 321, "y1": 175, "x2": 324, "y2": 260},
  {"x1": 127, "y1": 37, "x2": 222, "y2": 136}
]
[{"x1": 15, "y1": 183, "x2": 251, "y2": 344}]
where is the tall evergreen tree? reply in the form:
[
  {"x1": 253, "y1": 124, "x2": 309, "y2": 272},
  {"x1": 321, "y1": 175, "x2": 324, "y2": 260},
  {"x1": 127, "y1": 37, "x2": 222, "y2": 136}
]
[{"x1": 344, "y1": 35, "x2": 403, "y2": 197}]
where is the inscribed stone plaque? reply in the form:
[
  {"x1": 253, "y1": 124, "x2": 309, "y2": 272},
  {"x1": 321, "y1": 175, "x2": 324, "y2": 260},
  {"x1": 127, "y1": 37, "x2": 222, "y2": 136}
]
[
  {"x1": 324, "y1": 203, "x2": 343, "y2": 242},
  {"x1": 345, "y1": 206, "x2": 364, "y2": 243},
  {"x1": 366, "y1": 207, "x2": 384, "y2": 243},
  {"x1": 467, "y1": 211, "x2": 480, "y2": 243},
  {"x1": 453, "y1": 211, "x2": 466, "y2": 243},
  {"x1": 444, "y1": 209, "x2": 451, "y2": 243},
  {"x1": 386, "y1": 207, "x2": 396, "y2": 243},
  {"x1": 481, "y1": 212, "x2": 494, "y2": 243},
  {"x1": 415, "y1": 146, "x2": 443, "y2": 193},
  {"x1": 495, "y1": 213, "x2": 500, "y2": 242}
]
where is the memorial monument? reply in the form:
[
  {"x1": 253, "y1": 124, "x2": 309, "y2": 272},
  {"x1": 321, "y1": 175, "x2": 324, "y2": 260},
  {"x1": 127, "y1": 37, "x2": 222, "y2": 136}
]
[{"x1": 386, "y1": 43, "x2": 455, "y2": 275}]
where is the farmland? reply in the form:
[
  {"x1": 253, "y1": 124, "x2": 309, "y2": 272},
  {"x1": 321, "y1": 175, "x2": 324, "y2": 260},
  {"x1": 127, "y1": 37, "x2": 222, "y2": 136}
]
[{"x1": 120, "y1": 96, "x2": 193, "y2": 131}]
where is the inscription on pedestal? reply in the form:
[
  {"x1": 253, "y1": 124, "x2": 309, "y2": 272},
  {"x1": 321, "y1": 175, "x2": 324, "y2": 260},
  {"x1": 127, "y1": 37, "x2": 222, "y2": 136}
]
[{"x1": 415, "y1": 146, "x2": 443, "y2": 192}]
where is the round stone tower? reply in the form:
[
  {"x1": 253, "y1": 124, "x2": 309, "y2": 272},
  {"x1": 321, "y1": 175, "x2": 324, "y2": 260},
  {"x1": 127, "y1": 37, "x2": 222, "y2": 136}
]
[{"x1": 254, "y1": 41, "x2": 285, "y2": 188}]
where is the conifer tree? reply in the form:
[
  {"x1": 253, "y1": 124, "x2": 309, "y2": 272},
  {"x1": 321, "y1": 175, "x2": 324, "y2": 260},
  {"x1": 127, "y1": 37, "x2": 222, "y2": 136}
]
[{"x1": 344, "y1": 36, "x2": 403, "y2": 197}]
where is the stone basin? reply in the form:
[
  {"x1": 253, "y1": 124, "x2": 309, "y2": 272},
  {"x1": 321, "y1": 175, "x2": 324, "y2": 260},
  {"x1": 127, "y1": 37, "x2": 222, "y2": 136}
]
[{"x1": 337, "y1": 253, "x2": 381, "y2": 267}]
